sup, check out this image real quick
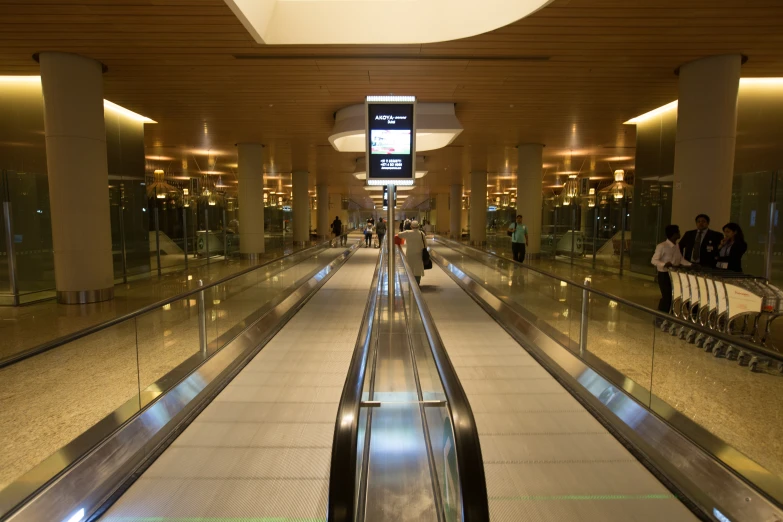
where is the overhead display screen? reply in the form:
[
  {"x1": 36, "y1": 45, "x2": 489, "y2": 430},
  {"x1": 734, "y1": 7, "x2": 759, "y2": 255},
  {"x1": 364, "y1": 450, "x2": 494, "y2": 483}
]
[{"x1": 366, "y1": 98, "x2": 416, "y2": 183}]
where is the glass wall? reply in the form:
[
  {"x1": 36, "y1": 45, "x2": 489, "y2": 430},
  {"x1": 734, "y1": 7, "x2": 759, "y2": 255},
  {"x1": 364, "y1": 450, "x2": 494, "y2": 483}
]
[
  {"x1": 729, "y1": 171, "x2": 783, "y2": 285},
  {"x1": 0, "y1": 78, "x2": 53, "y2": 304},
  {"x1": 540, "y1": 181, "x2": 633, "y2": 274}
]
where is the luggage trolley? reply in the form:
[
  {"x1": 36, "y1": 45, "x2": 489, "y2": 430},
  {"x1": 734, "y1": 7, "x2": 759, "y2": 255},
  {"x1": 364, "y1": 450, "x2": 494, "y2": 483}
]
[
  {"x1": 666, "y1": 268, "x2": 698, "y2": 340},
  {"x1": 713, "y1": 274, "x2": 782, "y2": 371},
  {"x1": 757, "y1": 282, "x2": 783, "y2": 346},
  {"x1": 666, "y1": 268, "x2": 689, "y2": 337}
]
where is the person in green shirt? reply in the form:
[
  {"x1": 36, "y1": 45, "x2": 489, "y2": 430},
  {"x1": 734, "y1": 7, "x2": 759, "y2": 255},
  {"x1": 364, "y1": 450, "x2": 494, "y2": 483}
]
[{"x1": 507, "y1": 214, "x2": 529, "y2": 262}]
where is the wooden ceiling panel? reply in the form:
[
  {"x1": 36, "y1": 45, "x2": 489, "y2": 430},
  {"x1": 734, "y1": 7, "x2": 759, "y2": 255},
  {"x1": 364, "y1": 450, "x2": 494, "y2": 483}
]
[{"x1": 0, "y1": 0, "x2": 781, "y2": 198}]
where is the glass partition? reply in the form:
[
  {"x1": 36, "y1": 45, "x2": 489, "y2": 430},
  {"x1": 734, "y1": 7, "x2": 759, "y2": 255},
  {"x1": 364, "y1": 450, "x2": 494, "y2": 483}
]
[{"x1": 0, "y1": 240, "x2": 337, "y2": 497}]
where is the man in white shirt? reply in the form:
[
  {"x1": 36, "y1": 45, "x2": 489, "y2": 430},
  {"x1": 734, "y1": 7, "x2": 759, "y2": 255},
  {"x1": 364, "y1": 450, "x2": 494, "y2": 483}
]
[{"x1": 651, "y1": 224, "x2": 692, "y2": 314}]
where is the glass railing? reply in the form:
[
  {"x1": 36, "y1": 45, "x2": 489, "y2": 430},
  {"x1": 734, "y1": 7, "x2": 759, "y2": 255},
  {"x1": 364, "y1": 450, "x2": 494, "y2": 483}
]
[
  {"x1": 430, "y1": 236, "x2": 783, "y2": 506},
  {"x1": 0, "y1": 235, "x2": 356, "y2": 516}
]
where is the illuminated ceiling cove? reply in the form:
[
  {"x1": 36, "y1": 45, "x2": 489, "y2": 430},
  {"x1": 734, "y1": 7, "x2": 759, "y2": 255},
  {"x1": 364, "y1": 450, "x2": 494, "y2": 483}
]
[
  {"x1": 223, "y1": 0, "x2": 553, "y2": 44},
  {"x1": 329, "y1": 103, "x2": 462, "y2": 152}
]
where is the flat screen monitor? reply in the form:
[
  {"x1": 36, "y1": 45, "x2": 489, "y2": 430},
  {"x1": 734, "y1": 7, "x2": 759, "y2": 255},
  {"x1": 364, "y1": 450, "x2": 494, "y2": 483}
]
[{"x1": 365, "y1": 97, "x2": 416, "y2": 183}]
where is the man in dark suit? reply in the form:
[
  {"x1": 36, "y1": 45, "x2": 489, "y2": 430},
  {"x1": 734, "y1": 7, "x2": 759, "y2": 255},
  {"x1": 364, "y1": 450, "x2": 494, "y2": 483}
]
[{"x1": 679, "y1": 214, "x2": 724, "y2": 268}]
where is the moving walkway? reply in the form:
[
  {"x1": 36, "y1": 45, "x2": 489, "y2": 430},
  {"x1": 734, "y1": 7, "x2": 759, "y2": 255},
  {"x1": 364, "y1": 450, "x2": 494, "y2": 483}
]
[
  {"x1": 0, "y1": 235, "x2": 487, "y2": 522},
  {"x1": 426, "y1": 236, "x2": 783, "y2": 522}
]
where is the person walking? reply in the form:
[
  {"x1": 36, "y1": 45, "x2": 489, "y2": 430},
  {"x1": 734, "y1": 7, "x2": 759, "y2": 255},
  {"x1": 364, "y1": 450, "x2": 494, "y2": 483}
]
[
  {"x1": 375, "y1": 218, "x2": 387, "y2": 249},
  {"x1": 679, "y1": 214, "x2": 724, "y2": 268},
  {"x1": 397, "y1": 221, "x2": 426, "y2": 285},
  {"x1": 507, "y1": 214, "x2": 529, "y2": 263},
  {"x1": 364, "y1": 221, "x2": 374, "y2": 247},
  {"x1": 651, "y1": 224, "x2": 691, "y2": 316},
  {"x1": 716, "y1": 223, "x2": 747, "y2": 272},
  {"x1": 399, "y1": 219, "x2": 404, "y2": 232},
  {"x1": 331, "y1": 215, "x2": 343, "y2": 247}
]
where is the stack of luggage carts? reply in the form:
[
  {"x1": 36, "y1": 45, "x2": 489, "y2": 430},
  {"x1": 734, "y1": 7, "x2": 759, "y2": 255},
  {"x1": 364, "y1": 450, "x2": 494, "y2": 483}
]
[{"x1": 665, "y1": 267, "x2": 783, "y2": 374}]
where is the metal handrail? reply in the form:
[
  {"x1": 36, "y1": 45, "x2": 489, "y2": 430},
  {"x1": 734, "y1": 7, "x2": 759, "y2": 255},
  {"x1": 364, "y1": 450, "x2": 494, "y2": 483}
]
[
  {"x1": 328, "y1": 242, "x2": 384, "y2": 522},
  {"x1": 0, "y1": 235, "x2": 353, "y2": 370},
  {"x1": 396, "y1": 244, "x2": 490, "y2": 521},
  {"x1": 435, "y1": 236, "x2": 783, "y2": 363}
]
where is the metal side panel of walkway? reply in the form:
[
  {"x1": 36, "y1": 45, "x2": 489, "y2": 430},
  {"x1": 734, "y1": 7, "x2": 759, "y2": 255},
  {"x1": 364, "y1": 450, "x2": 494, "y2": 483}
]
[
  {"x1": 419, "y1": 264, "x2": 698, "y2": 522},
  {"x1": 101, "y1": 247, "x2": 379, "y2": 521}
]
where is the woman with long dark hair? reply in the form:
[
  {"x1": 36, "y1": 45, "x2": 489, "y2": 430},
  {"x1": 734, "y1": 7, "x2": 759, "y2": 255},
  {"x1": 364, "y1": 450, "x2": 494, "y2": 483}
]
[{"x1": 716, "y1": 222, "x2": 747, "y2": 272}]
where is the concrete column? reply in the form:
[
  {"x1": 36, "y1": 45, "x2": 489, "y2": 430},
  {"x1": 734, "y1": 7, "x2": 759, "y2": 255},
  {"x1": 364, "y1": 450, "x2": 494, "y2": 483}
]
[
  {"x1": 237, "y1": 142, "x2": 265, "y2": 259},
  {"x1": 435, "y1": 193, "x2": 449, "y2": 235},
  {"x1": 517, "y1": 144, "x2": 544, "y2": 257},
  {"x1": 672, "y1": 54, "x2": 742, "y2": 229},
  {"x1": 292, "y1": 170, "x2": 309, "y2": 245},
  {"x1": 317, "y1": 184, "x2": 329, "y2": 239},
  {"x1": 39, "y1": 52, "x2": 113, "y2": 304},
  {"x1": 470, "y1": 171, "x2": 487, "y2": 244},
  {"x1": 450, "y1": 184, "x2": 462, "y2": 239}
]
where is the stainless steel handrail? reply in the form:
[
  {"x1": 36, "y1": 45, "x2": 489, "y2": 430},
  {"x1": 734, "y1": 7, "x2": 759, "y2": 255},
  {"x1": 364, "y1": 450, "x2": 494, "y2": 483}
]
[
  {"x1": 0, "y1": 235, "x2": 353, "y2": 369},
  {"x1": 328, "y1": 242, "x2": 384, "y2": 522},
  {"x1": 396, "y1": 244, "x2": 490, "y2": 521},
  {"x1": 435, "y1": 235, "x2": 783, "y2": 363}
]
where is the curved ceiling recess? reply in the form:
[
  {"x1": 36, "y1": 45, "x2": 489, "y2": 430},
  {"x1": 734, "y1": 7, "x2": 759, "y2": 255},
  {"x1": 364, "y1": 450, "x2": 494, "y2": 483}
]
[
  {"x1": 329, "y1": 103, "x2": 462, "y2": 153},
  {"x1": 223, "y1": 0, "x2": 552, "y2": 45}
]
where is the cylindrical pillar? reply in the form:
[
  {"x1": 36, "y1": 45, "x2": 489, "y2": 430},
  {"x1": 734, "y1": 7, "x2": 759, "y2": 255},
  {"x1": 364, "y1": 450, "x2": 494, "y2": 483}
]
[
  {"x1": 672, "y1": 54, "x2": 742, "y2": 229},
  {"x1": 450, "y1": 184, "x2": 462, "y2": 240},
  {"x1": 237, "y1": 142, "x2": 265, "y2": 260},
  {"x1": 39, "y1": 52, "x2": 114, "y2": 304},
  {"x1": 292, "y1": 170, "x2": 309, "y2": 245},
  {"x1": 317, "y1": 184, "x2": 329, "y2": 240},
  {"x1": 470, "y1": 171, "x2": 487, "y2": 245},
  {"x1": 517, "y1": 144, "x2": 544, "y2": 258},
  {"x1": 435, "y1": 193, "x2": 449, "y2": 235}
]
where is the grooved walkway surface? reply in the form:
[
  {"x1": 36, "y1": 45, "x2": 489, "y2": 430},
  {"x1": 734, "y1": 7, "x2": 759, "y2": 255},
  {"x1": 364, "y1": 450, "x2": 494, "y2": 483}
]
[{"x1": 420, "y1": 263, "x2": 697, "y2": 521}]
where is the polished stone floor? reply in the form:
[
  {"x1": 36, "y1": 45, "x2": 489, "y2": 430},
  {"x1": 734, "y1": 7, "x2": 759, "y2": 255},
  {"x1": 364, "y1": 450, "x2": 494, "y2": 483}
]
[
  {"x1": 0, "y1": 245, "x2": 351, "y2": 491},
  {"x1": 432, "y1": 243, "x2": 783, "y2": 483}
]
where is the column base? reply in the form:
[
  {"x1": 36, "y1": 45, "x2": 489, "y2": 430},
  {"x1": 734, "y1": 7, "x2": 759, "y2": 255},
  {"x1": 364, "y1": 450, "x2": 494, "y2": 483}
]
[
  {"x1": 526, "y1": 252, "x2": 542, "y2": 261},
  {"x1": 240, "y1": 253, "x2": 265, "y2": 262},
  {"x1": 293, "y1": 240, "x2": 309, "y2": 248},
  {"x1": 470, "y1": 240, "x2": 487, "y2": 247},
  {"x1": 57, "y1": 287, "x2": 114, "y2": 305}
]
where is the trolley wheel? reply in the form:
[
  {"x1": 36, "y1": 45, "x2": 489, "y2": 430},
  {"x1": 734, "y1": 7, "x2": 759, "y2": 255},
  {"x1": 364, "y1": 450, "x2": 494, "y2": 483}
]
[
  {"x1": 695, "y1": 335, "x2": 706, "y2": 348},
  {"x1": 749, "y1": 356, "x2": 760, "y2": 372},
  {"x1": 724, "y1": 347, "x2": 737, "y2": 360},
  {"x1": 711, "y1": 345, "x2": 725, "y2": 358},
  {"x1": 777, "y1": 361, "x2": 783, "y2": 374},
  {"x1": 737, "y1": 351, "x2": 751, "y2": 366}
]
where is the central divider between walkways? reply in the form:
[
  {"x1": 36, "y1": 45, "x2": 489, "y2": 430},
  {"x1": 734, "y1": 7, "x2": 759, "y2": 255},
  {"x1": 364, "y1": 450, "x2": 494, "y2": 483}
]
[{"x1": 329, "y1": 241, "x2": 488, "y2": 522}]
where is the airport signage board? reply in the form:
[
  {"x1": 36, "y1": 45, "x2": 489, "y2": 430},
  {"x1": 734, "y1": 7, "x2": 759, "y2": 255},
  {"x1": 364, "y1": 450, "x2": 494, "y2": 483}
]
[{"x1": 365, "y1": 96, "x2": 416, "y2": 185}]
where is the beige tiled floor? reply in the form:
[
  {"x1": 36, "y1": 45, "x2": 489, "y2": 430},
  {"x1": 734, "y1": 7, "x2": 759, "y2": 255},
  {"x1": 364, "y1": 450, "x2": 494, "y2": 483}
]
[
  {"x1": 432, "y1": 244, "x2": 783, "y2": 482},
  {"x1": 420, "y1": 263, "x2": 697, "y2": 521},
  {"x1": 102, "y1": 248, "x2": 378, "y2": 521},
  {"x1": 0, "y1": 246, "x2": 351, "y2": 492}
]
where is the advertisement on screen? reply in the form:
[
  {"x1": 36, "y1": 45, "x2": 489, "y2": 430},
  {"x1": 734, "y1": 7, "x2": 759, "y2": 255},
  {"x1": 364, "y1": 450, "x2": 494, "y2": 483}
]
[{"x1": 366, "y1": 100, "x2": 415, "y2": 181}]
